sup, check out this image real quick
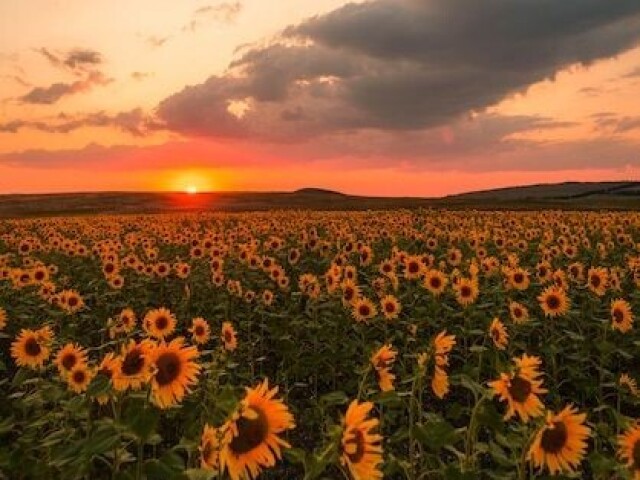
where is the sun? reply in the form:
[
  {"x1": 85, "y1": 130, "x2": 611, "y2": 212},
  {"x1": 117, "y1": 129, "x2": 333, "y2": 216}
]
[{"x1": 186, "y1": 185, "x2": 198, "y2": 195}]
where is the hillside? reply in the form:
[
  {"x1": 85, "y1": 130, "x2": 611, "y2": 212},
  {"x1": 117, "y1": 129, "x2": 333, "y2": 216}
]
[{"x1": 1, "y1": 181, "x2": 640, "y2": 217}]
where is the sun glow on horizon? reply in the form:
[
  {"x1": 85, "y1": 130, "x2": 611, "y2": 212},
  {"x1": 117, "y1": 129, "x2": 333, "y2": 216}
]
[{"x1": 186, "y1": 185, "x2": 198, "y2": 195}]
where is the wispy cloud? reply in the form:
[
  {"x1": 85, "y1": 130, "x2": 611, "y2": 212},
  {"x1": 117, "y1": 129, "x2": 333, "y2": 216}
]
[
  {"x1": 19, "y1": 71, "x2": 112, "y2": 104},
  {"x1": 35, "y1": 47, "x2": 103, "y2": 75},
  {"x1": 183, "y1": 2, "x2": 242, "y2": 32}
]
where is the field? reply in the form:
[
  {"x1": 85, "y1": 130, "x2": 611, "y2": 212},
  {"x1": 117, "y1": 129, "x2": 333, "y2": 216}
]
[{"x1": 1, "y1": 209, "x2": 639, "y2": 480}]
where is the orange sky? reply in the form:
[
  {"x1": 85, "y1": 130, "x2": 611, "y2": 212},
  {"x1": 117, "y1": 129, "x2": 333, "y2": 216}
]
[{"x1": 1, "y1": 0, "x2": 639, "y2": 196}]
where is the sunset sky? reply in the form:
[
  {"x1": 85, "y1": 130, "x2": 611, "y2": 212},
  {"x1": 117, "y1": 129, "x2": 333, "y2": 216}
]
[{"x1": 1, "y1": 0, "x2": 640, "y2": 196}]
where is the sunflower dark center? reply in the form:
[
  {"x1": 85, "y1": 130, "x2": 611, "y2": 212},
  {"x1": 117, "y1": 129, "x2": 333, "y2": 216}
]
[
  {"x1": 155, "y1": 316, "x2": 169, "y2": 330},
  {"x1": 224, "y1": 330, "x2": 233, "y2": 343},
  {"x1": 61, "y1": 353, "x2": 77, "y2": 370},
  {"x1": 155, "y1": 352, "x2": 181, "y2": 386},
  {"x1": 546, "y1": 295, "x2": 560, "y2": 309},
  {"x1": 613, "y1": 309, "x2": 624, "y2": 324},
  {"x1": 408, "y1": 262, "x2": 419, "y2": 274},
  {"x1": 195, "y1": 326, "x2": 205, "y2": 336},
  {"x1": 514, "y1": 308, "x2": 522, "y2": 317},
  {"x1": 430, "y1": 278, "x2": 441, "y2": 288},
  {"x1": 359, "y1": 305, "x2": 371, "y2": 316},
  {"x1": 514, "y1": 273, "x2": 524, "y2": 283},
  {"x1": 35, "y1": 271, "x2": 45, "y2": 281},
  {"x1": 121, "y1": 349, "x2": 144, "y2": 376},
  {"x1": 68, "y1": 297, "x2": 78, "y2": 307},
  {"x1": 507, "y1": 375, "x2": 531, "y2": 403},
  {"x1": 461, "y1": 286, "x2": 471, "y2": 297},
  {"x1": 491, "y1": 328, "x2": 501, "y2": 342},
  {"x1": 385, "y1": 302, "x2": 395, "y2": 313},
  {"x1": 344, "y1": 288, "x2": 355, "y2": 301},
  {"x1": 25, "y1": 337, "x2": 42, "y2": 357},
  {"x1": 72, "y1": 369, "x2": 86, "y2": 384},
  {"x1": 229, "y1": 407, "x2": 269, "y2": 455},
  {"x1": 590, "y1": 275, "x2": 601, "y2": 288},
  {"x1": 540, "y1": 421, "x2": 568, "y2": 454},
  {"x1": 345, "y1": 428, "x2": 366, "y2": 464}
]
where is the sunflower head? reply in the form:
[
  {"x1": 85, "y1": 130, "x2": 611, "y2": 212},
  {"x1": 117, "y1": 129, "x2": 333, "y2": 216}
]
[{"x1": 340, "y1": 400, "x2": 383, "y2": 480}]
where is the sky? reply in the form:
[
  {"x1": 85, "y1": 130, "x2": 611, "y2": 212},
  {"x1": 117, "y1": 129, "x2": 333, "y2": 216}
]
[{"x1": 1, "y1": 0, "x2": 640, "y2": 197}]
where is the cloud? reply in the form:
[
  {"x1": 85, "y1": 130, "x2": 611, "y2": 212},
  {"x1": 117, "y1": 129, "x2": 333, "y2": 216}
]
[
  {"x1": 35, "y1": 48, "x2": 103, "y2": 74},
  {"x1": 184, "y1": 2, "x2": 242, "y2": 31},
  {"x1": 19, "y1": 71, "x2": 112, "y2": 104},
  {"x1": 1, "y1": 75, "x2": 31, "y2": 87},
  {"x1": 158, "y1": 0, "x2": 640, "y2": 142},
  {"x1": 623, "y1": 65, "x2": 640, "y2": 78},
  {"x1": 145, "y1": 35, "x2": 171, "y2": 48},
  {"x1": 131, "y1": 71, "x2": 154, "y2": 81},
  {"x1": 0, "y1": 108, "x2": 158, "y2": 136}
]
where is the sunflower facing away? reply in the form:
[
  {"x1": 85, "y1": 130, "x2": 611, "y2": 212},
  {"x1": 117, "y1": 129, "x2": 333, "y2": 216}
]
[
  {"x1": 488, "y1": 354, "x2": 547, "y2": 422},
  {"x1": 611, "y1": 298, "x2": 634, "y2": 333},
  {"x1": 528, "y1": 405, "x2": 591, "y2": 475},
  {"x1": 11, "y1": 327, "x2": 52, "y2": 369},
  {"x1": 219, "y1": 379, "x2": 295, "y2": 480},
  {"x1": 148, "y1": 337, "x2": 201, "y2": 409},
  {"x1": 340, "y1": 400, "x2": 383, "y2": 480},
  {"x1": 431, "y1": 330, "x2": 456, "y2": 399},
  {"x1": 370, "y1": 344, "x2": 397, "y2": 392},
  {"x1": 618, "y1": 422, "x2": 640, "y2": 479},
  {"x1": 0, "y1": 307, "x2": 6, "y2": 330},
  {"x1": 200, "y1": 424, "x2": 222, "y2": 473}
]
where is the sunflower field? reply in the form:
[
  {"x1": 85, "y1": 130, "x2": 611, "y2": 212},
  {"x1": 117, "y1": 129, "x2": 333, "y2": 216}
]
[{"x1": 0, "y1": 209, "x2": 639, "y2": 480}]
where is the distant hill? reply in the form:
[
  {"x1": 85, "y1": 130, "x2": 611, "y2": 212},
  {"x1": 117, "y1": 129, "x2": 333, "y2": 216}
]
[{"x1": 1, "y1": 181, "x2": 640, "y2": 217}]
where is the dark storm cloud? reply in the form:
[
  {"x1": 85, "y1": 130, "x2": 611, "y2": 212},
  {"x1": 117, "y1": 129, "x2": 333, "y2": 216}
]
[
  {"x1": 158, "y1": 0, "x2": 640, "y2": 140},
  {"x1": 19, "y1": 72, "x2": 112, "y2": 104},
  {"x1": 0, "y1": 109, "x2": 157, "y2": 136}
]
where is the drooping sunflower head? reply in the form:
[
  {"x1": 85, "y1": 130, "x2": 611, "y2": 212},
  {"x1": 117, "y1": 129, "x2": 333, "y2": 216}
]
[
  {"x1": 220, "y1": 379, "x2": 295, "y2": 480},
  {"x1": 611, "y1": 299, "x2": 634, "y2": 333},
  {"x1": 340, "y1": 400, "x2": 383, "y2": 480},
  {"x1": 371, "y1": 344, "x2": 397, "y2": 392},
  {"x1": 143, "y1": 307, "x2": 177, "y2": 340},
  {"x1": 148, "y1": 337, "x2": 201, "y2": 409},
  {"x1": 528, "y1": 405, "x2": 591, "y2": 476}
]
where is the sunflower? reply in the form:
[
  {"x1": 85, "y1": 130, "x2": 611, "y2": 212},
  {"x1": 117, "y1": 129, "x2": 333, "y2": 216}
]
[
  {"x1": 143, "y1": 307, "x2": 177, "y2": 340},
  {"x1": 148, "y1": 338, "x2": 201, "y2": 409},
  {"x1": 528, "y1": 405, "x2": 591, "y2": 475},
  {"x1": 112, "y1": 339, "x2": 154, "y2": 391},
  {"x1": 537, "y1": 285, "x2": 570, "y2": 318},
  {"x1": 489, "y1": 318, "x2": 508, "y2": 350},
  {"x1": 67, "y1": 364, "x2": 94, "y2": 394},
  {"x1": 54, "y1": 343, "x2": 88, "y2": 376},
  {"x1": 618, "y1": 422, "x2": 640, "y2": 479},
  {"x1": 0, "y1": 307, "x2": 6, "y2": 330},
  {"x1": 341, "y1": 279, "x2": 360, "y2": 307},
  {"x1": 351, "y1": 297, "x2": 377, "y2": 323},
  {"x1": 620, "y1": 373, "x2": 639, "y2": 397},
  {"x1": 219, "y1": 379, "x2": 295, "y2": 480},
  {"x1": 189, "y1": 317, "x2": 211, "y2": 345},
  {"x1": 200, "y1": 424, "x2": 222, "y2": 472},
  {"x1": 509, "y1": 301, "x2": 529, "y2": 324},
  {"x1": 611, "y1": 299, "x2": 634, "y2": 333},
  {"x1": 431, "y1": 331, "x2": 455, "y2": 399},
  {"x1": 340, "y1": 400, "x2": 383, "y2": 480},
  {"x1": 423, "y1": 269, "x2": 448, "y2": 296},
  {"x1": 488, "y1": 354, "x2": 547, "y2": 422},
  {"x1": 370, "y1": 344, "x2": 397, "y2": 392},
  {"x1": 222, "y1": 322, "x2": 238, "y2": 351},
  {"x1": 403, "y1": 255, "x2": 424, "y2": 280},
  {"x1": 380, "y1": 294, "x2": 401, "y2": 321},
  {"x1": 11, "y1": 328, "x2": 51, "y2": 369},
  {"x1": 587, "y1": 267, "x2": 608, "y2": 297},
  {"x1": 507, "y1": 267, "x2": 530, "y2": 291},
  {"x1": 95, "y1": 352, "x2": 118, "y2": 404},
  {"x1": 454, "y1": 277, "x2": 479, "y2": 307}
]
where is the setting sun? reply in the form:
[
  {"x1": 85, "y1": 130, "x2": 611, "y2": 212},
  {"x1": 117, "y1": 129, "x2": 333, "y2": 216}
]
[{"x1": 186, "y1": 185, "x2": 198, "y2": 195}]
